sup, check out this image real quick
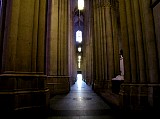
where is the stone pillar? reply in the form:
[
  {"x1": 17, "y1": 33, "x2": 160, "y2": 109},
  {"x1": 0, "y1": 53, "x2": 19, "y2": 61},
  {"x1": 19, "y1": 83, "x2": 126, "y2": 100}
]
[
  {"x1": 84, "y1": 0, "x2": 94, "y2": 85},
  {"x1": 104, "y1": 0, "x2": 115, "y2": 88},
  {"x1": 125, "y1": 0, "x2": 137, "y2": 83},
  {"x1": 92, "y1": 0, "x2": 100, "y2": 91},
  {"x1": 99, "y1": 0, "x2": 105, "y2": 85},
  {"x1": 92, "y1": 0, "x2": 117, "y2": 92},
  {"x1": 119, "y1": 0, "x2": 131, "y2": 83},
  {"x1": 0, "y1": 0, "x2": 49, "y2": 113},
  {"x1": 119, "y1": 0, "x2": 160, "y2": 111},
  {"x1": 139, "y1": 0, "x2": 159, "y2": 109},
  {"x1": 133, "y1": 0, "x2": 146, "y2": 83},
  {"x1": 46, "y1": 0, "x2": 52, "y2": 75},
  {"x1": 139, "y1": 0, "x2": 159, "y2": 83},
  {"x1": 92, "y1": 0, "x2": 109, "y2": 92},
  {"x1": 152, "y1": 1, "x2": 160, "y2": 73},
  {"x1": 95, "y1": 0, "x2": 101, "y2": 88},
  {"x1": 111, "y1": 0, "x2": 120, "y2": 77},
  {"x1": 101, "y1": 0, "x2": 108, "y2": 89},
  {"x1": 68, "y1": 0, "x2": 77, "y2": 85},
  {"x1": 37, "y1": 0, "x2": 46, "y2": 73},
  {"x1": 47, "y1": 0, "x2": 70, "y2": 95},
  {"x1": 0, "y1": 0, "x2": 6, "y2": 73},
  {"x1": 31, "y1": 0, "x2": 39, "y2": 72},
  {"x1": 49, "y1": 0, "x2": 58, "y2": 75},
  {"x1": 92, "y1": 0, "x2": 118, "y2": 92},
  {"x1": 119, "y1": 0, "x2": 133, "y2": 110}
]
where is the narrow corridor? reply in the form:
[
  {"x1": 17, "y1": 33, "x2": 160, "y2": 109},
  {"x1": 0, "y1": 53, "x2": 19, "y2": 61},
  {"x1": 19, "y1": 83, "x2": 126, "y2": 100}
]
[{"x1": 46, "y1": 77, "x2": 116, "y2": 119}]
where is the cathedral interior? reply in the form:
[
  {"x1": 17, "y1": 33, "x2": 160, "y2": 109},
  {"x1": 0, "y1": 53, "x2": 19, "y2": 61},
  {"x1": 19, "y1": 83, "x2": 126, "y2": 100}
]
[{"x1": 0, "y1": 0, "x2": 160, "y2": 118}]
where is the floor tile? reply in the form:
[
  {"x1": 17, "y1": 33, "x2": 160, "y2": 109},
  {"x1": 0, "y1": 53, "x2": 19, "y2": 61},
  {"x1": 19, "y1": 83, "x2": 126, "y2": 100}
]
[{"x1": 46, "y1": 78, "x2": 115, "y2": 119}]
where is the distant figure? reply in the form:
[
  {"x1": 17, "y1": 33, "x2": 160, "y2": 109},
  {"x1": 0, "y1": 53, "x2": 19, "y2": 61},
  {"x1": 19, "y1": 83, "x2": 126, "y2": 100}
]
[
  {"x1": 119, "y1": 49, "x2": 124, "y2": 76},
  {"x1": 111, "y1": 50, "x2": 124, "y2": 94}
]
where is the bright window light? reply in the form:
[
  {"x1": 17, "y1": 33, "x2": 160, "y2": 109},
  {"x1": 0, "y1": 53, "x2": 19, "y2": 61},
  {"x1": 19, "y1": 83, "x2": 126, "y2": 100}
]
[
  {"x1": 78, "y1": 62, "x2": 81, "y2": 68},
  {"x1": 78, "y1": 47, "x2": 81, "y2": 52},
  {"x1": 77, "y1": 74, "x2": 82, "y2": 90},
  {"x1": 78, "y1": 55, "x2": 81, "y2": 60},
  {"x1": 78, "y1": 0, "x2": 84, "y2": 10},
  {"x1": 76, "y1": 30, "x2": 82, "y2": 43}
]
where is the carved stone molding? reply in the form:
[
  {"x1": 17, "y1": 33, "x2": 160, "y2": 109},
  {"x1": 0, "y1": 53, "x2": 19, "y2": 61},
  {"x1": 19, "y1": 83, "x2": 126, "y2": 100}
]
[{"x1": 119, "y1": 83, "x2": 160, "y2": 111}]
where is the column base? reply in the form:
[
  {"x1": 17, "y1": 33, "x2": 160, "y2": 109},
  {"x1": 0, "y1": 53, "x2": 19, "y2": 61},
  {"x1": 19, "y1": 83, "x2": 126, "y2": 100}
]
[
  {"x1": 119, "y1": 83, "x2": 160, "y2": 112},
  {"x1": 47, "y1": 76, "x2": 70, "y2": 96},
  {"x1": 93, "y1": 80, "x2": 108, "y2": 93},
  {"x1": 0, "y1": 73, "x2": 50, "y2": 113},
  {"x1": 69, "y1": 76, "x2": 76, "y2": 86},
  {"x1": 85, "y1": 78, "x2": 93, "y2": 86}
]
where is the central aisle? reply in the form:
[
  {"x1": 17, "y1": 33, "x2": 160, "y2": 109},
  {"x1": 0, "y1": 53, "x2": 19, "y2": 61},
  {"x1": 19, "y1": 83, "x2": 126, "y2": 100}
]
[{"x1": 46, "y1": 77, "x2": 117, "y2": 119}]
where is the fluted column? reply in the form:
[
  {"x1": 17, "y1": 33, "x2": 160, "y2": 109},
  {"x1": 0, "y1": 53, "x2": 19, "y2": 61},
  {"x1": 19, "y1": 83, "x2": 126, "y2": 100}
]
[
  {"x1": 47, "y1": 0, "x2": 70, "y2": 95},
  {"x1": 99, "y1": 0, "x2": 105, "y2": 84},
  {"x1": 2, "y1": 0, "x2": 20, "y2": 72},
  {"x1": 31, "y1": 0, "x2": 39, "y2": 72},
  {"x1": 104, "y1": 0, "x2": 114, "y2": 82},
  {"x1": 92, "y1": 0, "x2": 117, "y2": 92},
  {"x1": 96, "y1": 0, "x2": 102, "y2": 86},
  {"x1": 2, "y1": 0, "x2": 46, "y2": 73},
  {"x1": 119, "y1": 0, "x2": 131, "y2": 83},
  {"x1": 119, "y1": 0, "x2": 160, "y2": 111},
  {"x1": 139, "y1": 0, "x2": 159, "y2": 109},
  {"x1": 111, "y1": 0, "x2": 120, "y2": 76},
  {"x1": 0, "y1": 0, "x2": 6, "y2": 73},
  {"x1": 58, "y1": 0, "x2": 69, "y2": 75},
  {"x1": 139, "y1": 0, "x2": 159, "y2": 83},
  {"x1": 92, "y1": 0, "x2": 99, "y2": 90},
  {"x1": 119, "y1": 0, "x2": 133, "y2": 110},
  {"x1": 57, "y1": 0, "x2": 62, "y2": 75},
  {"x1": 50, "y1": 0, "x2": 58, "y2": 75},
  {"x1": 133, "y1": 0, "x2": 146, "y2": 83},
  {"x1": 83, "y1": 0, "x2": 93, "y2": 85},
  {"x1": 93, "y1": 0, "x2": 111, "y2": 91},
  {"x1": 125, "y1": 0, "x2": 137, "y2": 83},
  {"x1": 101, "y1": 0, "x2": 108, "y2": 88},
  {"x1": 37, "y1": 0, "x2": 46, "y2": 73},
  {"x1": 152, "y1": 1, "x2": 160, "y2": 73},
  {"x1": 50, "y1": 0, "x2": 69, "y2": 76},
  {"x1": 0, "y1": 0, "x2": 49, "y2": 112},
  {"x1": 68, "y1": 0, "x2": 77, "y2": 85},
  {"x1": 64, "y1": 0, "x2": 68, "y2": 75}
]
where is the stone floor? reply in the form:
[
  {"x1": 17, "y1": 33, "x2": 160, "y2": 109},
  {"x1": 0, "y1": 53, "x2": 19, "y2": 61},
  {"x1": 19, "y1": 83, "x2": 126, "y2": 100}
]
[
  {"x1": 11, "y1": 77, "x2": 158, "y2": 119},
  {"x1": 46, "y1": 77, "x2": 117, "y2": 119},
  {"x1": 44, "y1": 78, "x2": 159, "y2": 119}
]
